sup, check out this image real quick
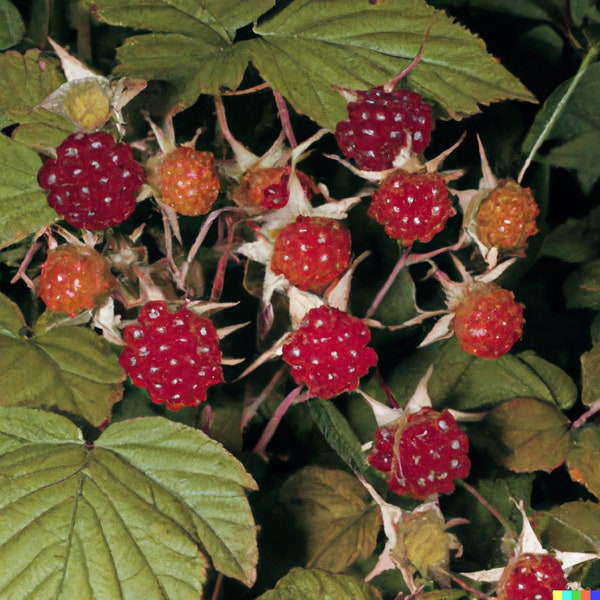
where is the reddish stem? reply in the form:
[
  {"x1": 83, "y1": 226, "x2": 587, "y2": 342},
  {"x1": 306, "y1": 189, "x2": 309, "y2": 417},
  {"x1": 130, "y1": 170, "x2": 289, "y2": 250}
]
[
  {"x1": 223, "y1": 82, "x2": 270, "y2": 96},
  {"x1": 364, "y1": 245, "x2": 412, "y2": 319},
  {"x1": 572, "y1": 399, "x2": 600, "y2": 429},
  {"x1": 253, "y1": 386, "x2": 312, "y2": 455},
  {"x1": 210, "y1": 215, "x2": 235, "y2": 302},
  {"x1": 273, "y1": 89, "x2": 297, "y2": 148},
  {"x1": 460, "y1": 481, "x2": 516, "y2": 538},
  {"x1": 444, "y1": 571, "x2": 491, "y2": 599},
  {"x1": 376, "y1": 369, "x2": 400, "y2": 409}
]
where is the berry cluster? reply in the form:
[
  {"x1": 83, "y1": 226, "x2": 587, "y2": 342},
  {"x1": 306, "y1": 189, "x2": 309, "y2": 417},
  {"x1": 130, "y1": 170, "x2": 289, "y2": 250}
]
[
  {"x1": 368, "y1": 408, "x2": 471, "y2": 500},
  {"x1": 38, "y1": 131, "x2": 146, "y2": 230}
]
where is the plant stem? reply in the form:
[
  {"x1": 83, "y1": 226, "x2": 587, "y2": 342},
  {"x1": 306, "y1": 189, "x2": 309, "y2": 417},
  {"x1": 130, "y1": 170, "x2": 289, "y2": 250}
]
[
  {"x1": 460, "y1": 481, "x2": 517, "y2": 539},
  {"x1": 273, "y1": 89, "x2": 298, "y2": 148},
  {"x1": 572, "y1": 399, "x2": 600, "y2": 429},
  {"x1": 365, "y1": 245, "x2": 412, "y2": 319},
  {"x1": 518, "y1": 44, "x2": 600, "y2": 184}
]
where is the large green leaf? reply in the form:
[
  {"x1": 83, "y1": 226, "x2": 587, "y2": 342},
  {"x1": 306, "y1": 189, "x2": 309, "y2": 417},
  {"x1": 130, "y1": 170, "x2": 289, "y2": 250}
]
[
  {"x1": 567, "y1": 425, "x2": 600, "y2": 499},
  {"x1": 0, "y1": 0, "x2": 25, "y2": 50},
  {"x1": 481, "y1": 397, "x2": 571, "y2": 473},
  {"x1": 258, "y1": 567, "x2": 382, "y2": 600},
  {"x1": 387, "y1": 338, "x2": 578, "y2": 411},
  {"x1": 581, "y1": 341, "x2": 600, "y2": 407},
  {"x1": 523, "y1": 62, "x2": 600, "y2": 194},
  {"x1": 0, "y1": 296, "x2": 125, "y2": 426},
  {"x1": 251, "y1": 0, "x2": 535, "y2": 130},
  {"x1": 0, "y1": 49, "x2": 65, "y2": 126},
  {"x1": 279, "y1": 466, "x2": 380, "y2": 572},
  {"x1": 92, "y1": 0, "x2": 276, "y2": 42},
  {"x1": 0, "y1": 409, "x2": 258, "y2": 598},
  {"x1": 0, "y1": 133, "x2": 57, "y2": 249}
]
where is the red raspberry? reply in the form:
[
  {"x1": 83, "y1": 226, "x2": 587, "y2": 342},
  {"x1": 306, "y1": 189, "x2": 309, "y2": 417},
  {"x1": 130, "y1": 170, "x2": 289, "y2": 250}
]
[
  {"x1": 271, "y1": 216, "x2": 352, "y2": 293},
  {"x1": 234, "y1": 166, "x2": 314, "y2": 210},
  {"x1": 335, "y1": 87, "x2": 432, "y2": 171},
  {"x1": 452, "y1": 283, "x2": 524, "y2": 359},
  {"x1": 368, "y1": 170, "x2": 455, "y2": 245},
  {"x1": 157, "y1": 146, "x2": 220, "y2": 216},
  {"x1": 368, "y1": 408, "x2": 470, "y2": 500},
  {"x1": 119, "y1": 301, "x2": 224, "y2": 411},
  {"x1": 282, "y1": 305, "x2": 377, "y2": 399},
  {"x1": 475, "y1": 178, "x2": 539, "y2": 251},
  {"x1": 38, "y1": 245, "x2": 116, "y2": 316},
  {"x1": 38, "y1": 131, "x2": 146, "y2": 230},
  {"x1": 496, "y1": 553, "x2": 566, "y2": 600}
]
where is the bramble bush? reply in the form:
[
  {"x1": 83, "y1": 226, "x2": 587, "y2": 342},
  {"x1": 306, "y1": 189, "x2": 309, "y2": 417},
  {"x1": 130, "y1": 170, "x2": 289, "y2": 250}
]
[{"x1": 1, "y1": 1, "x2": 600, "y2": 598}]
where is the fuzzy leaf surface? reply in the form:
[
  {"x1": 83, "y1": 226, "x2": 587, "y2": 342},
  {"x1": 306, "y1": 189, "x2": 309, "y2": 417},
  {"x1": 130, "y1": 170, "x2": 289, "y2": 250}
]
[
  {"x1": 251, "y1": 0, "x2": 535, "y2": 130},
  {"x1": 567, "y1": 425, "x2": 600, "y2": 499},
  {"x1": 533, "y1": 500, "x2": 600, "y2": 553},
  {"x1": 279, "y1": 466, "x2": 380, "y2": 572},
  {"x1": 0, "y1": 307, "x2": 125, "y2": 426},
  {"x1": 307, "y1": 398, "x2": 368, "y2": 472},
  {"x1": 0, "y1": 133, "x2": 57, "y2": 248},
  {"x1": 0, "y1": 49, "x2": 65, "y2": 127},
  {"x1": 387, "y1": 338, "x2": 577, "y2": 411},
  {"x1": 523, "y1": 62, "x2": 600, "y2": 193},
  {"x1": 92, "y1": 0, "x2": 275, "y2": 41},
  {"x1": 0, "y1": 0, "x2": 25, "y2": 50},
  {"x1": 0, "y1": 409, "x2": 258, "y2": 598},
  {"x1": 258, "y1": 567, "x2": 382, "y2": 600},
  {"x1": 482, "y1": 397, "x2": 571, "y2": 473}
]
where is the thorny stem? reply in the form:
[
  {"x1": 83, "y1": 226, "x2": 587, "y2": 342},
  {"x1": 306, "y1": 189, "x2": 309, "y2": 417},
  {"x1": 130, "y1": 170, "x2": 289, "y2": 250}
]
[
  {"x1": 460, "y1": 481, "x2": 517, "y2": 539},
  {"x1": 572, "y1": 399, "x2": 600, "y2": 429},
  {"x1": 210, "y1": 215, "x2": 235, "y2": 302},
  {"x1": 364, "y1": 245, "x2": 412, "y2": 319},
  {"x1": 223, "y1": 82, "x2": 270, "y2": 96},
  {"x1": 210, "y1": 572, "x2": 224, "y2": 600},
  {"x1": 518, "y1": 43, "x2": 600, "y2": 184},
  {"x1": 160, "y1": 205, "x2": 182, "y2": 284},
  {"x1": 253, "y1": 386, "x2": 312, "y2": 456},
  {"x1": 273, "y1": 89, "x2": 298, "y2": 148},
  {"x1": 443, "y1": 571, "x2": 491, "y2": 599},
  {"x1": 376, "y1": 369, "x2": 401, "y2": 409},
  {"x1": 241, "y1": 366, "x2": 287, "y2": 431},
  {"x1": 406, "y1": 233, "x2": 467, "y2": 266}
]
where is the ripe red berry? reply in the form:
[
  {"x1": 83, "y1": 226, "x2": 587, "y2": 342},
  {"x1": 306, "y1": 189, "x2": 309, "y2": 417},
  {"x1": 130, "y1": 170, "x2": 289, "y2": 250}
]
[
  {"x1": 475, "y1": 178, "x2": 539, "y2": 251},
  {"x1": 157, "y1": 146, "x2": 220, "y2": 216},
  {"x1": 496, "y1": 553, "x2": 566, "y2": 600},
  {"x1": 368, "y1": 408, "x2": 470, "y2": 500},
  {"x1": 335, "y1": 87, "x2": 432, "y2": 171},
  {"x1": 368, "y1": 169, "x2": 455, "y2": 245},
  {"x1": 271, "y1": 216, "x2": 352, "y2": 293},
  {"x1": 38, "y1": 245, "x2": 115, "y2": 316},
  {"x1": 38, "y1": 131, "x2": 146, "y2": 230},
  {"x1": 282, "y1": 305, "x2": 377, "y2": 399},
  {"x1": 119, "y1": 301, "x2": 224, "y2": 410},
  {"x1": 452, "y1": 283, "x2": 524, "y2": 359}
]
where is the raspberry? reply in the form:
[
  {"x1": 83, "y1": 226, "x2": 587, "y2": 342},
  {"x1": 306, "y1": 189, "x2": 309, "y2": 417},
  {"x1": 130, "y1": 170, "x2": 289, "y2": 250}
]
[
  {"x1": 496, "y1": 553, "x2": 566, "y2": 600},
  {"x1": 38, "y1": 131, "x2": 146, "y2": 230},
  {"x1": 38, "y1": 245, "x2": 116, "y2": 316},
  {"x1": 157, "y1": 146, "x2": 220, "y2": 216},
  {"x1": 119, "y1": 301, "x2": 224, "y2": 410},
  {"x1": 271, "y1": 216, "x2": 352, "y2": 293},
  {"x1": 335, "y1": 87, "x2": 432, "y2": 171},
  {"x1": 475, "y1": 178, "x2": 539, "y2": 251},
  {"x1": 368, "y1": 170, "x2": 455, "y2": 245},
  {"x1": 452, "y1": 283, "x2": 524, "y2": 359},
  {"x1": 282, "y1": 305, "x2": 377, "y2": 399},
  {"x1": 368, "y1": 408, "x2": 470, "y2": 500}
]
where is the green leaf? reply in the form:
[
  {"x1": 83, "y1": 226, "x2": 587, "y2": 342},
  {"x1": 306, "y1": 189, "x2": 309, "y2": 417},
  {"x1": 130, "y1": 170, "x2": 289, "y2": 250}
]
[
  {"x1": 279, "y1": 466, "x2": 380, "y2": 572},
  {"x1": 258, "y1": 567, "x2": 382, "y2": 600},
  {"x1": 563, "y1": 258, "x2": 600, "y2": 310},
  {"x1": 114, "y1": 33, "x2": 251, "y2": 99},
  {"x1": 307, "y1": 398, "x2": 368, "y2": 472},
  {"x1": 533, "y1": 500, "x2": 600, "y2": 552},
  {"x1": 0, "y1": 408, "x2": 258, "y2": 598},
  {"x1": 387, "y1": 338, "x2": 578, "y2": 411},
  {"x1": 523, "y1": 62, "x2": 600, "y2": 194},
  {"x1": 0, "y1": 291, "x2": 26, "y2": 338},
  {"x1": 0, "y1": 0, "x2": 25, "y2": 49},
  {"x1": 93, "y1": 0, "x2": 275, "y2": 42},
  {"x1": 251, "y1": 0, "x2": 535, "y2": 130},
  {"x1": 11, "y1": 108, "x2": 75, "y2": 153},
  {"x1": 567, "y1": 425, "x2": 600, "y2": 499},
  {"x1": 0, "y1": 49, "x2": 65, "y2": 125},
  {"x1": 481, "y1": 397, "x2": 571, "y2": 473},
  {"x1": 0, "y1": 133, "x2": 57, "y2": 249},
  {"x1": 543, "y1": 205, "x2": 600, "y2": 263},
  {"x1": 0, "y1": 319, "x2": 125, "y2": 427},
  {"x1": 582, "y1": 341, "x2": 600, "y2": 407}
]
